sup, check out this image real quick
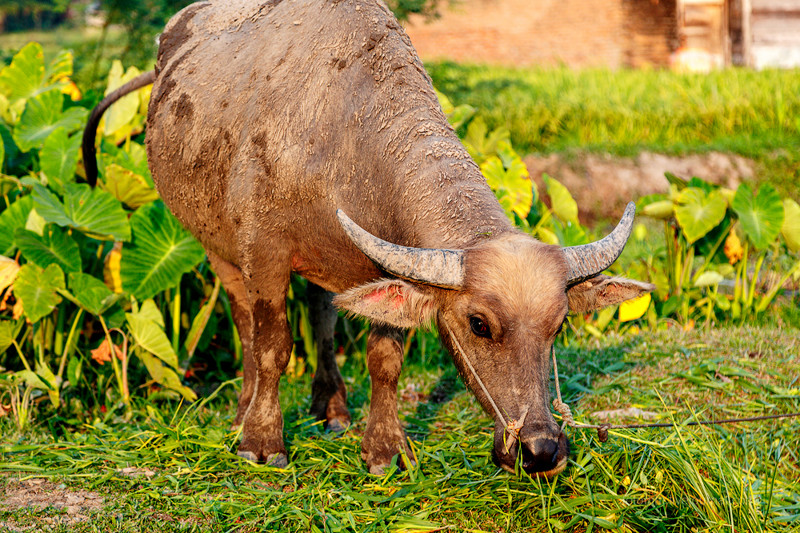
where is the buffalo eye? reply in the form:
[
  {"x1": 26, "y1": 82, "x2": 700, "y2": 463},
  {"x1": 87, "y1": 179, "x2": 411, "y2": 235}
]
[{"x1": 469, "y1": 316, "x2": 491, "y2": 338}]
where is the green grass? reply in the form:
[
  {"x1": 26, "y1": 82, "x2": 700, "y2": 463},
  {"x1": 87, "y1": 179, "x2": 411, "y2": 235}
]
[
  {"x1": 427, "y1": 62, "x2": 800, "y2": 198},
  {"x1": 1, "y1": 326, "x2": 798, "y2": 532}
]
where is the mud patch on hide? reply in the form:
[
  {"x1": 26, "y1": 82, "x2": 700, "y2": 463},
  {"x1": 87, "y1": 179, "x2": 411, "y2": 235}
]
[{"x1": 172, "y1": 92, "x2": 194, "y2": 123}]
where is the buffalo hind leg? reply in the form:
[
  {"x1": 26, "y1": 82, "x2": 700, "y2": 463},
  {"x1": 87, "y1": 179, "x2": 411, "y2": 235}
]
[
  {"x1": 308, "y1": 283, "x2": 350, "y2": 431},
  {"x1": 362, "y1": 325, "x2": 413, "y2": 474},
  {"x1": 207, "y1": 251, "x2": 255, "y2": 428}
]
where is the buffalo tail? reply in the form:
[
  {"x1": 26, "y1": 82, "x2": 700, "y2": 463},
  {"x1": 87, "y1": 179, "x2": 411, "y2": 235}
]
[{"x1": 81, "y1": 70, "x2": 157, "y2": 187}]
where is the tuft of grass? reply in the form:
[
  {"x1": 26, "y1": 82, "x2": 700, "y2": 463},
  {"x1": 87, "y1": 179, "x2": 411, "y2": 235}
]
[{"x1": 1, "y1": 325, "x2": 798, "y2": 531}]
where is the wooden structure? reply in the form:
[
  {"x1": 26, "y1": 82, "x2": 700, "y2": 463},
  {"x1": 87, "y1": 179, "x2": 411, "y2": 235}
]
[{"x1": 403, "y1": 0, "x2": 800, "y2": 69}]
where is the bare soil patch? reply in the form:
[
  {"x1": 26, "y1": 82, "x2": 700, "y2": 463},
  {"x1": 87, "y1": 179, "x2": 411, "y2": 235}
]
[
  {"x1": 0, "y1": 477, "x2": 105, "y2": 531},
  {"x1": 525, "y1": 151, "x2": 754, "y2": 222}
]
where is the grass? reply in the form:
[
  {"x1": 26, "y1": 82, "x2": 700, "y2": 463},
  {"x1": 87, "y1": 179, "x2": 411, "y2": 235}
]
[
  {"x1": 427, "y1": 62, "x2": 800, "y2": 198},
  {"x1": 1, "y1": 325, "x2": 798, "y2": 532}
]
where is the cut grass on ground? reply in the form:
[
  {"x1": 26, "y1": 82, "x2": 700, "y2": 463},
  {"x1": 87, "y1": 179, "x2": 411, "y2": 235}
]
[{"x1": 1, "y1": 325, "x2": 798, "y2": 532}]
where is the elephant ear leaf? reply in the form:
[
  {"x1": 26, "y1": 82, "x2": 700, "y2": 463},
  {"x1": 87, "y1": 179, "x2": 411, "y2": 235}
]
[
  {"x1": 13, "y1": 89, "x2": 87, "y2": 152},
  {"x1": 15, "y1": 225, "x2": 81, "y2": 274},
  {"x1": 13, "y1": 263, "x2": 65, "y2": 324},
  {"x1": 32, "y1": 183, "x2": 130, "y2": 241},
  {"x1": 68, "y1": 272, "x2": 121, "y2": 315},
  {"x1": 732, "y1": 183, "x2": 784, "y2": 250},
  {"x1": 782, "y1": 198, "x2": 800, "y2": 252},
  {"x1": 675, "y1": 188, "x2": 727, "y2": 244},
  {"x1": 126, "y1": 300, "x2": 196, "y2": 401},
  {"x1": 121, "y1": 201, "x2": 205, "y2": 301},
  {"x1": 0, "y1": 42, "x2": 45, "y2": 103}
]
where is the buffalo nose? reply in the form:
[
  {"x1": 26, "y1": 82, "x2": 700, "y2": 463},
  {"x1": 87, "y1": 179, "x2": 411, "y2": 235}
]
[{"x1": 520, "y1": 438, "x2": 560, "y2": 472}]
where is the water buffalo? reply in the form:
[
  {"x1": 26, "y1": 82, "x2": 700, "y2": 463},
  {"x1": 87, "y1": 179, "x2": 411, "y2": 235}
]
[{"x1": 84, "y1": 0, "x2": 654, "y2": 477}]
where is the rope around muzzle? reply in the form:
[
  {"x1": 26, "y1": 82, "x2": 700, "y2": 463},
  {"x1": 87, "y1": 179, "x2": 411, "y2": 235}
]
[
  {"x1": 550, "y1": 346, "x2": 800, "y2": 442},
  {"x1": 442, "y1": 319, "x2": 526, "y2": 453},
  {"x1": 443, "y1": 316, "x2": 800, "y2": 449}
]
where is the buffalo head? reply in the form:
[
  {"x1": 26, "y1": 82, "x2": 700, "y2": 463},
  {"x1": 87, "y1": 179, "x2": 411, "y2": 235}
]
[{"x1": 333, "y1": 203, "x2": 654, "y2": 477}]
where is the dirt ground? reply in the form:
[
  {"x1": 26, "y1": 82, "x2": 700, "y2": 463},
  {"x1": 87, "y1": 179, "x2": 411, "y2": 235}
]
[
  {"x1": 0, "y1": 476, "x2": 105, "y2": 531},
  {"x1": 525, "y1": 151, "x2": 754, "y2": 222}
]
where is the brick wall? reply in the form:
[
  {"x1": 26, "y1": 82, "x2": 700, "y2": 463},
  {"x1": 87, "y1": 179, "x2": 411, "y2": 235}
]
[{"x1": 403, "y1": 0, "x2": 678, "y2": 68}]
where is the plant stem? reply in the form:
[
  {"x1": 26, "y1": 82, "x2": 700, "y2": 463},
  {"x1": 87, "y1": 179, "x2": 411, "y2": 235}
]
[
  {"x1": 99, "y1": 316, "x2": 129, "y2": 406},
  {"x1": 172, "y1": 285, "x2": 181, "y2": 356},
  {"x1": 57, "y1": 309, "x2": 84, "y2": 381},
  {"x1": 12, "y1": 339, "x2": 32, "y2": 373},
  {"x1": 691, "y1": 223, "x2": 732, "y2": 285},
  {"x1": 747, "y1": 252, "x2": 766, "y2": 310},
  {"x1": 755, "y1": 260, "x2": 800, "y2": 314}
]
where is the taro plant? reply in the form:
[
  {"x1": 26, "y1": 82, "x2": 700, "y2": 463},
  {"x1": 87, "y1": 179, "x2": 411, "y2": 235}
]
[
  {"x1": 0, "y1": 43, "x2": 216, "y2": 416},
  {"x1": 439, "y1": 92, "x2": 650, "y2": 338},
  {"x1": 639, "y1": 173, "x2": 800, "y2": 324}
]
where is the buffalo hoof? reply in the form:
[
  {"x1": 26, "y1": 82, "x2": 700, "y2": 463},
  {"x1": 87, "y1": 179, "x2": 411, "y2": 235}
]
[
  {"x1": 266, "y1": 452, "x2": 288, "y2": 469},
  {"x1": 369, "y1": 464, "x2": 388, "y2": 476},
  {"x1": 237, "y1": 450, "x2": 258, "y2": 463},
  {"x1": 326, "y1": 417, "x2": 349, "y2": 433},
  {"x1": 366, "y1": 454, "x2": 416, "y2": 476},
  {"x1": 236, "y1": 449, "x2": 288, "y2": 468}
]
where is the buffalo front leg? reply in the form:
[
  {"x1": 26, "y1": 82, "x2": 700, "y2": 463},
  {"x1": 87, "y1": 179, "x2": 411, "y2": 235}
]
[
  {"x1": 207, "y1": 251, "x2": 255, "y2": 428},
  {"x1": 362, "y1": 325, "x2": 412, "y2": 474},
  {"x1": 235, "y1": 272, "x2": 293, "y2": 467},
  {"x1": 308, "y1": 283, "x2": 350, "y2": 431}
]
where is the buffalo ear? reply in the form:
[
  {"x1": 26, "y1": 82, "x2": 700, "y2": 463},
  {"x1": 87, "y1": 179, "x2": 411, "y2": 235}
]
[
  {"x1": 333, "y1": 279, "x2": 438, "y2": 329},
  {"x1": 567, "y1": 275, "x2": 655, "y2": 314}
]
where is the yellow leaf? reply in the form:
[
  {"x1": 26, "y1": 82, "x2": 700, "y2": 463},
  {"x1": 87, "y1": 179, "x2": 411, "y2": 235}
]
[
  {"x1": 0, "y1": 256, "x2": 20, "y2": 293},
  {"x1": 101, "y1": 164, "x2": 160, "y2": 208},
  {"x1": 104, "y1": 242, "x2": 123, "y2": 293},
  {"x1": 12, "y1": 297, "x2": 23, "y2": 320},
  {"x1": 60, "y1": 80, "x2": 82, "y2": 101},
  {"x1": 724, "y1": 230, "x2": 744, "y2": 264},
  {"x1": 618, "y1": 293, "x2": 651, "y2": 322},
  {"x1": 536, "y1": 227, "x2": 559, "y2": 245},
  {"x1": 103, "y1": 61, "x2": 142, "y2": 136}
]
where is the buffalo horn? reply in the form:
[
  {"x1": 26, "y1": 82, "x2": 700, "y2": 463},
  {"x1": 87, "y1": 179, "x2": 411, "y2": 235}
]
[
  {"x1": 336, "y1": 210, "x2": 465, "y2": 289},
  {"x1": 562, "y1": 202, "x2": 636, "y2": 285}
]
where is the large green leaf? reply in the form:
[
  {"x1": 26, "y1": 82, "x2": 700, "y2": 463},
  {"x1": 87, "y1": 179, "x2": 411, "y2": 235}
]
[
  {"x1": 544, "y1": 174, "x2": 579, "y2": 224},
  {"x1": 731, "y1": 183, "x2": 784, "y2": 250},
  {"x1": 33, "y1": 183, "x2": 131, "y2": 241},
  {"x1": 39, "y1": 127, "x2": 81, "y2": 194},
  {"x1": 0, "y1": 319, "x2": 22, "y2": 355},
  {"x1": 121, "y1": 202, "x2": 205, "y2": 300},
  {"x1": 0, "y1": 195, "x2": 33, "y2": 254},
  {"x1": 674, "y1": 188, "x2": 727, "y2": 244},
  {"x1": 136, "y1": 349, "x2": 197, "y2": 401},
  {"x1": 44, "y1": 50, "x2": 73, "y2": 85},
  {"x1": 126, "y1": 301, "x2": 178, "y2": 369},
  {"x1": 13, "y1": 89, "x2": 88, "y2": 152},
  {"x1": 67, "y1": 272, "x2": 120, "y2": 315},
  {"x1": 14, "y1": 263, "x2": 65, "y2": 324},
  {"x1": 782, "y1": 198, "x2": 800, "y2": 252},
  {"x1": 15, "y1": 225, "x2": 81, "y2": 273},
  {"x1": 0, "y1": 42, "x2": 44, "y2": 103}
]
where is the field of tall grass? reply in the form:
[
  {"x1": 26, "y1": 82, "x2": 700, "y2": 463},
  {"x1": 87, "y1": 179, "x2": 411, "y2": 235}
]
[{"x1": 428, "y1": 62, "x2": 800, "y2": 198}]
